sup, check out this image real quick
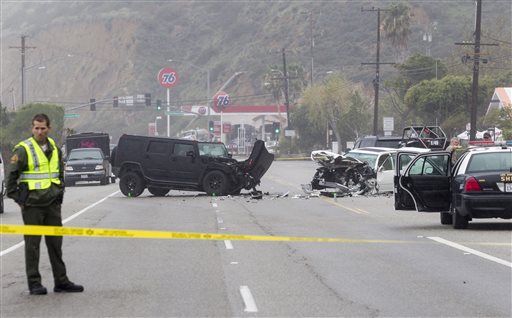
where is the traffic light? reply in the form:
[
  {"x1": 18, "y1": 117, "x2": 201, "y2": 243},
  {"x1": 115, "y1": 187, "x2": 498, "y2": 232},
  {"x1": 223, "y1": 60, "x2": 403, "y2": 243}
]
[
  {"x1": 113, "y1": 96, "x2": 118, "y2": 108},
  {"x1": 156, "y1": 99, "x2": 162, "y2": 111},
  {"x1": 272, "y1": 122, "x2": 280, "y2": 135},
  {"x1": 208, "y1": 120, "x2": 214, "y2": 132},
  {"x1": 90, "y1": 98, "x2": 96, "y2": 111},
  {"x1": 145, "y1": 93, "x2": 151, "y2": 107}
]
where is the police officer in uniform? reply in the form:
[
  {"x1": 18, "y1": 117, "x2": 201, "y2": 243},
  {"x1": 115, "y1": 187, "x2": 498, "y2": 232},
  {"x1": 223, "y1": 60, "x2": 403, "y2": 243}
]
[{"x1": 7, "y1": 113, "x2": 84, "y2": 295}]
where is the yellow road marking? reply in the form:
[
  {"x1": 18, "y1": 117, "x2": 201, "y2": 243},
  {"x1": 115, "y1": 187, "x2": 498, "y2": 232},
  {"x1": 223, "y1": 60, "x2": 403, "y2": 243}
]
[
  {"x1": 321, "y1": 196, "x2": 370, "y2": 215},
  {"x1": 1, "y1": 224, "x2": 411, "y2": 244}
]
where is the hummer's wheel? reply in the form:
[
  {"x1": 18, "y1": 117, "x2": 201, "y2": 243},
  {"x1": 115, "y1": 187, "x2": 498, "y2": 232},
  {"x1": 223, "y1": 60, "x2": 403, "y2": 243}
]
[
  {"x1": 120, "y1": 171, "x2": 145, "y2": 197},
  {"x1": 203, "y1": 171, "x2": 229, "y2": 196}
]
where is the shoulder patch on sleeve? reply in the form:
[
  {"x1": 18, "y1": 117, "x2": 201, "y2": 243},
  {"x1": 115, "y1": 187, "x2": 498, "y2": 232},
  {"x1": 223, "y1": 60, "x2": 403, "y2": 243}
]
[{"x1": 10, "y1": 154, "x2": 18, "y2": 164}]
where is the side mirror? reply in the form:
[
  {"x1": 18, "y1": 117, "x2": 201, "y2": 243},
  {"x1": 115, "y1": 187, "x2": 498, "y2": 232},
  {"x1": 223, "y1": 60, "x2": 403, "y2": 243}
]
[{"x1": 186, "y1": 150, "x2": 196, "y2": 158}]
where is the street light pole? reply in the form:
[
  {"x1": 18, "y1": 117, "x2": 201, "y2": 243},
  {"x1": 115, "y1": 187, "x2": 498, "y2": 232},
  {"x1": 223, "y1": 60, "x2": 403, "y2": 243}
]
[
  {"x1": 24, "y1": 65, "x2": 46, "y2": 103},
  {"x1": 206, "y1": 69, "x2": 211, "y2": 141},
  {"x1": 167, "y1": 59, "x2": 211, "y2": 140},
  {"x1": 21, "y1": 54, "x2": 74, "y2": 105}
]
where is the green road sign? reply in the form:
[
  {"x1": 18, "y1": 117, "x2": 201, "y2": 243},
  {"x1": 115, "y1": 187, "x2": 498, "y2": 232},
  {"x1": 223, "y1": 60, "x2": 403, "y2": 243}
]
[
  {"x1": 164, "y1": 111, "x2": 185, "y2": 116},
  {"x1": 64, "y1": 113, "x2": 80, "y2": 119}
]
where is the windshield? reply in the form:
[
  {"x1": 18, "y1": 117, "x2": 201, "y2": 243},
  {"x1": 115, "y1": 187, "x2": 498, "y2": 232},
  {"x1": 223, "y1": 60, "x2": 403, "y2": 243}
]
[
  {"x1": 346, "y1": 152, "x2": 378, "y2": 167},
  {"x1": 198, "y1": 143, "x2": 228, "y2": 157},
  {"x1": 68, "y1": 149, "x2": 103, "y2": 161}
]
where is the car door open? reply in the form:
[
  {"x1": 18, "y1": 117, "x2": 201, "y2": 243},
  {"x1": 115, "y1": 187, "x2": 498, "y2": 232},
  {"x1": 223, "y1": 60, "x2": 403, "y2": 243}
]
[{"x1": 395, "y1": 152, "x2": 452, "y2": 212}]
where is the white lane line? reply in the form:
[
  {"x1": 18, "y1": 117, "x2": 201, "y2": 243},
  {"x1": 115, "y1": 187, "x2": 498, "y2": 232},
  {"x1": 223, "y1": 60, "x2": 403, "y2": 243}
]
[
  {"x1": 63, "y1": 191, "x2": 120, "y2": 223},
  {"x1": 0, "y1": 191, "x2": 120, "y2": 257},
  {"x1": 0, "y1": 242, "x2": 24, "y2": 257},
  {"x1": 217, "y1": 217, "x2": 224, "y2": 224},
  {"x1": 428, "y1": 236, "x2": 512, "y2": 268},
  {"x1": 224, "y1": 240, "x2": 233, "y2": 250},
  {"x1": 240, "y1": 285, "x2": 258, "y2": 313}
]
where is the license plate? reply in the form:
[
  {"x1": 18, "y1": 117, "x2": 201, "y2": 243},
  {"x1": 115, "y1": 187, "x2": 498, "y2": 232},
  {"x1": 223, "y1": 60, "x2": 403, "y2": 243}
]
[{"x1": 81, "y1": 175, "x2": 88, "y2": 179}]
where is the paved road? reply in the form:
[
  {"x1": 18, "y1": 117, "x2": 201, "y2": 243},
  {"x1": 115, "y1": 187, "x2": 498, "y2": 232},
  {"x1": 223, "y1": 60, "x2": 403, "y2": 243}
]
[{"x1": 1, "y1": 160, "x2": 511, "y2": 317}]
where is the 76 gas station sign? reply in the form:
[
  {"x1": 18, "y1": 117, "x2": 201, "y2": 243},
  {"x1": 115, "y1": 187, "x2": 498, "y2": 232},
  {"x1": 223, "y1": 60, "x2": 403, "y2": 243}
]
[{"x1": 158, "y1": 67, "x2": 179, "y2": 88}]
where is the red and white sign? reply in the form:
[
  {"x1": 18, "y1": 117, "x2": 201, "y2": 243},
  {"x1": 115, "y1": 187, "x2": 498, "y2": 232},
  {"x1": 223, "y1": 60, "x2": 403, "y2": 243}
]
[
  {"x1": 148, "y1": 123, "x2": 156, "y2": 136},
  {"x1": 223, "y1": 122, "x2": 232, "y2": 133},
  {"x1": 157, "y1": 67, "x2": 179, "y2": 88},
  {"x1": 213, "y1": 121, "x2": 221, "y2": 133},
  {"x1": 213, "y1": 91, "x2": 230, "y2": 111}
]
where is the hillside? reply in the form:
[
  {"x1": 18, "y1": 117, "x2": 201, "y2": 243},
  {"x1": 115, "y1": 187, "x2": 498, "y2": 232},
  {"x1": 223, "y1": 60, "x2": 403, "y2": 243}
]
[{"x1": 1, "y1": 1, "x2": 510, "y2": 142}]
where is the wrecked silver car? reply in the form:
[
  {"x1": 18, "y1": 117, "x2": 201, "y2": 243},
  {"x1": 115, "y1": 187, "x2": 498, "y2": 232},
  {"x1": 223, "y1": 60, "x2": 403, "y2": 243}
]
[
  {"x1": 302, "y1": 150, "x2": 377, "y2": 196},
  {"x1": 302, "y1": 147, "x2": 431, "y2": 197}
]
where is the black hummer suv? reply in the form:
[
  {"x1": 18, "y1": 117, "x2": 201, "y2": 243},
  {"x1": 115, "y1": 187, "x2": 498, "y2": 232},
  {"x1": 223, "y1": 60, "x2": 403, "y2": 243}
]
[{"x1": 111, "y1": 134, "x2": 274, "y2": 197}]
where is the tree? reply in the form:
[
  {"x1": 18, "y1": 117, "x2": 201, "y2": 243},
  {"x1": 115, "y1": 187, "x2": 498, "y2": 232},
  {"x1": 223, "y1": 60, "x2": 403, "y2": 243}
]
[
  {"x1": 1, "y1": 103, "x2": 65, "y2": 155},
  {"x1": 404, "y1": 75, "x2": 499, "y2": 133},
  {"x1": 383, "y1": 54, "x2": 448, "y2": 129},
  {"x1": 299, "y1": 76, "x2": 365, "y2": 151},
  {"x1": 381, "y1": 3, "x2": 411, "y2": 58},
  {"x1": 395, "y1": 54, "x2": 447, "y2": 86},
  {"x1": 340, "y1": 91, "x2": 372, "y2": 140},
  {"x1": 405, "y1": 75, "x2": 471, "y2": 125},
  {"x1": 263, "y1": 63, "x2": 307, "y2": 140}
]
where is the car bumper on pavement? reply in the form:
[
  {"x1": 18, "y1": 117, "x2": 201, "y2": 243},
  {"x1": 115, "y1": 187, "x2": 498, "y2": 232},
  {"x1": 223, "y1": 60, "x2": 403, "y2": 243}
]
[
  {"x1": 65, "y1": 171, "x2": 106, "y2": 182},
  {"x1": 459, "y1": 193, "x2": 512, "y2": 219}
]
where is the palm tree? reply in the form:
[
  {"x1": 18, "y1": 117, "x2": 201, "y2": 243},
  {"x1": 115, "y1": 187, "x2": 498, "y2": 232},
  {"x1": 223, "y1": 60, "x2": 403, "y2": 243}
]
[
  {"x1": 263, "y1": 65, "x2": 286, "y2": 140},
  {"x1": 381, "y1": 3, "x2": 411, "y2": 54},
  {"x1": 263, "y1": 64, "x2": 308, "y2": 140}
]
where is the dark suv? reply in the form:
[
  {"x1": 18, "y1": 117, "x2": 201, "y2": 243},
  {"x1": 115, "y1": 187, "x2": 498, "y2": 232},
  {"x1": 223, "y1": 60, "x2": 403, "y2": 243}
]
[
  {"x1": 64, "y1": 148, "x2": 111, "y2": 186},
  {"x1": 111, "y1": 134, "x2": 274, "y2": 197}
]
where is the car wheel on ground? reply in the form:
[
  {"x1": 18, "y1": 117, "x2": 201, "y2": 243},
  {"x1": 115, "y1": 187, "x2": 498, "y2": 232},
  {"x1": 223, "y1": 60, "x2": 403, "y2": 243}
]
[
  {"x1": 452, "y1": 208, "x2": 468, "y2": 229},
  {"x1": 148, "y1": 187, "x2": 169, "y2": 197},
  {"x1": 120, "y1": 171, "x2": 145, "y2": 197},
  {"x1": 440, "y1": 212, "x2": 452, "y2": 225},
  {"x1": 202, "y1": 170, "x2": 229, "y2": 196}
]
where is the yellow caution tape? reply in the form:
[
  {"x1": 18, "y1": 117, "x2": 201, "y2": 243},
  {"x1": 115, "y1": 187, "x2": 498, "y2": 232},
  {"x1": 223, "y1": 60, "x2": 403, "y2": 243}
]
[{"x1": 1, "y1": 224, "x2": 412, "y2": 244}]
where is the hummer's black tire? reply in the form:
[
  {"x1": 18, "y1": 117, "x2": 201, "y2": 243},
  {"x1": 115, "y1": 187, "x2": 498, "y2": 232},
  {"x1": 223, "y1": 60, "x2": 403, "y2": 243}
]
[
  {"x1": 120, "y1": 171, "x2": 145, "y2": 197},
  {"x1": 203, "y1": 171, "x2": 229, "y2": 196}
]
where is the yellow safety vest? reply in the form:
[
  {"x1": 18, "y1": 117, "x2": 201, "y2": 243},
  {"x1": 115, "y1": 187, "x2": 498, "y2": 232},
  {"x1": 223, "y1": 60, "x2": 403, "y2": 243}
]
[{"x1": 16, "y1": 137, "x2": 61, "y2": 190}]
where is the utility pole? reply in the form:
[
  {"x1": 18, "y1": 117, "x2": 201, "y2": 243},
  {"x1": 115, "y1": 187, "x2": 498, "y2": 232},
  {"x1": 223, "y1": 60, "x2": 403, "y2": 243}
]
[
  {"x1": 361, "y1": 7, "x2": 393, "y2": 136},
  {"x1": 9, "y1": 35, "x2": 36, "y2": 106},
  {"x1": 282, "y1": 47, "x2": 291, "y2": 129},
  {"x1": 470, "y1": 0, "x2": 482, "y2": 142},
  {"x1": 455, "y1": 0, "x2": 498, "y2": 141},
  {"x1": 307, "y1": 11, "x2": 314, "y2": 86}
]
